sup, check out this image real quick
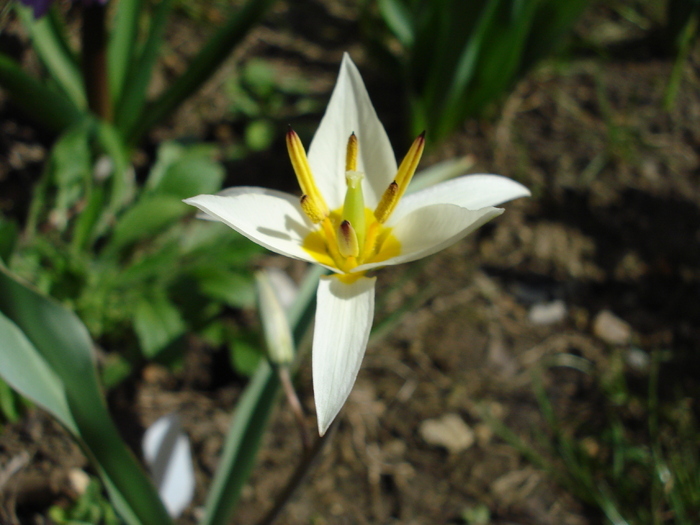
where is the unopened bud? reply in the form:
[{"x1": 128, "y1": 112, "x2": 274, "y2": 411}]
[{"x1": 255, "y1": 271, "x2": 294, "y2": 366}]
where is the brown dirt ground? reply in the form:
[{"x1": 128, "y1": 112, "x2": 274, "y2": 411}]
[{"x1": 1, "y1": 0, "x2": 699, "y2": 524}]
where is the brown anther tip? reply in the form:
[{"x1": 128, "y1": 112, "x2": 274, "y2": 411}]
[
  {"x1": 340, "y1": 219, "x2": 351, "y2": 230},
  {"x1": 418, "y1": 131, "x2": 426, "y2": 140},
  {"x1": 300, "y1": 194, "x2": 308, "y2": 203},
  {"x1": 287, "y1": 125, "x2": 296, "y2": 136},
  {"x1": 389, "y1": 181, "x2": 399, "y2": 192}
]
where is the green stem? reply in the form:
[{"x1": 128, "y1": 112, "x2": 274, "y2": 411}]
[{"x1": 82, "y1": 2, "x2": 112, "y2": 121}]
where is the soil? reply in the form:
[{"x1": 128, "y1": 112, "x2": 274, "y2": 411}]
[{"x1": 1, "y1": 1, "x2": 699, "y2": 524}]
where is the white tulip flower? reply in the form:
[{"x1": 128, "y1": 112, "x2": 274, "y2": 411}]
[{"x1": 185, "y1": 53, "x2": 530, "y2": 435}]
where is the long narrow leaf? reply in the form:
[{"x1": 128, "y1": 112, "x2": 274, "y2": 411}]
[
  {"x1": 0, "y1": 53, "x2": 83, "y2": 133},
  {"x1": 108, "y1": 0, "x2": 143, "y2": 106},
  {"x1": 115, "y1": 0, "x2": 174, "y2": 135},
  {"x1": 0, "y1": 266, "x2": 173, "y2": 525},
  {"x1": 201, "y1": 265, "x2": 324, "y2": 525},
  {"x1": 127, "y1": 0, "x2": 277, "y2": 144},
  {"x1": 0, "y1": 310, "x2": 76, "y2": 433},
  {"x1": 16, "y1": 5, "x2": 87, "y2": 109}
]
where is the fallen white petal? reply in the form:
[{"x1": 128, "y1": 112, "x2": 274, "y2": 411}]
[
  {"x1": 184, "y1": 189, "x2": 320, "y2": 266},
  {"x1": 313, "y1": 274, "x2": 376, "y2": 435},
  {"x1": 393, "y1": 174, "x2": 530, "y2": 222},
  {"x1": 142, "y1": 414, "x2": 195, "y2": 518},
  {"x1": 356, "y1": 203, "x2": 503, "y2": 272},
  {"x1": 308, "y1": 53, "x2": 397, "y2": 211}
]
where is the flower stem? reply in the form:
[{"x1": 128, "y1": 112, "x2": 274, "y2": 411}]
[
  {"x1": 277, "y1": 366, "x2": 310, "y2": 454},
  {"x1": 81, "y1": 1, "x2": 112, "y2": 121},
  {"x1": 255, "y1": 423, "x2": 335, "y2": 525}
]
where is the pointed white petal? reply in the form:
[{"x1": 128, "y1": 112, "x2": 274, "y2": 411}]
[
  {"x1": 313, "y1": 275, "x2": 376, "y2": 435},
  {"x1": 355, "y1": 204, "x2": 503, "y2": 272},
  {"x1": 184, "y1": 188, "x2": 319, "y2": 265},
  {"x1": 393, "y1": 174, "x2": 530, "y2": 222},
  {"x1": 308, "y1": 53, "x2": 397, "y2": 210},
  {"x1": 142, "y1": 414, "x2": 195, "y2": 518}
]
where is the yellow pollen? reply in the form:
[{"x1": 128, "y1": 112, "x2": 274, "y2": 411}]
[
  {"x1": 287, "y1": 128, "x2": 329, "y2": 220},
  {"x1": 374, "y1": 132, "x2": 425, "y2": 223},
  {"x1": 291, "y1": 132, "x2": 408, "y2": 274}
]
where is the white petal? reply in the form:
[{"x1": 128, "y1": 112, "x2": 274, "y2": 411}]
[
  {"x1": 313, "y1": 275, "x2": 376, "y2": 435},
  {"x1": 184, "y1": 188, "x2": 319, "y2": 265},
  {"x1": 355, "y1": 204, "x2": 503, "y2": 272},
  {"x1": 393, "y1": 174, "x2": 530, "y2": 222},
  {"x1": 308, "y1": 53, "x2": 397, "y2": 210},
  {"x1": 142, "y1": 414, "x2": 195, "y2": 518}
]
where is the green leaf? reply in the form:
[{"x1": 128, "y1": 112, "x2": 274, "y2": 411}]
[
  {"x1": 16, "y1": 4, "x2": 86, "y2": 109},
  {"x1": 108, "y1": 0, "x2": 143, "y2": 106},
  {"x1": 154, "y1": 155, "x2": 224, "y2": 199},
  {"x1": 133, "y1": 290, "x2": 186, "y2": 359},
  {"x1": 106, "y1": 195, "x2": 188, "y2": 254},
  {"x1": 378, "y1": 0, "x2": 415, "y2": 47},
  {"x1": 127, "y1": 0, "x2": 278, "y2": 144},
  {"x1": 201, "y1": 265, "x2": 325, "y2": 525},
  {"x1": 201, "y1": 360, "x2": 279, "y2": 525},
  {"x1": 0, "y1": 310, "x2": 76, "y2": 431},
  {"x1": 228, "y1": 332, "x2": 262, "y2": 377},
  {"x1": 0, "y1": 53, "x2": 83, "y2": 134},
  {"x1": 114, "y1": 0, "x2": 174, "y2": 135},
  {"x1": 0, "y1": 266, "x2": 173, "y2": 525},
  {"x1": 0, "y1": 218, "x2": 18, "y2": 264},
  {"x1": 197, "y1": 269, "x2": 255, "y2": 308},
  {"x1": 244, "y1": 119, "x2": 274, "y2": 152}
]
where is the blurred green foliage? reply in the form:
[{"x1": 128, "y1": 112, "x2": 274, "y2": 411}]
[
  {"x1": 225, "y1": 58, "x2": 323, "y2": 157},
  {"x1": 3, "y1": 137, "x2": 262, "y2": 380},
  {"x1": 49, "y1": 477, "x2": 123, "y2": 525},
  {"x1": 370, "y1": 0, "x2": 590, "y2": 143}
]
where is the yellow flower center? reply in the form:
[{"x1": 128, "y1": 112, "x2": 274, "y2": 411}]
[{"x1": 286, "y1": 129, "x2": 425, "y2": 282}]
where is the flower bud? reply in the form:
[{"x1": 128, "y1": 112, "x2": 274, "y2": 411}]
[{"x1": 255, "y1": 271, "x2": 294, "y2": 366}]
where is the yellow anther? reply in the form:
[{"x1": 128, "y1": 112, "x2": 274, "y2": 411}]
[
  {"x1": 338, "y1": 220, "x2": 360, "y2": 258},
  {"x1": 374, "y1": 132, "x2": 425, "y2": 223},
  {"x1": 300, "y1": 195, "x2": 326, "y2": 224},
  {"x1": 373, "y1": 181, "x2": 399, "y2": 224},
  {"x1": 287, "y1": 128, "x2": 329, "y2": 220},
  {"x1": 345, "y1": 132, "x2": 358, "y2": 172}
]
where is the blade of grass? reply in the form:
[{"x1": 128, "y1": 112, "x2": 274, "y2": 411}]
[
  {"x1": 16, "y1": 5, "x2": 87, "y2": 109},
  {"x1": 108, "y1": 0, "x2": 143, "y2": 107},
  {"x1": 114, "y1": 0, "x2": 174, "y2": 135},
  {"x1": 0, "y1": 53, "x2": 83, "y2": 133},
  {"x1": 127, "y1": 0, "x2": 277, "y2": 144}
]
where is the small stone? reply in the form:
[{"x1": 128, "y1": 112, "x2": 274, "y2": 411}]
[
  {"x1": 593, "y1": 310, "x2": 632, "y2": 345},
  {"x1": 528, "y1": 300, "x2": 567, "y2": 325},
  {"x1": 419, "y1": 414, "x2": 475, "y2": 453},
  {"x1": 67, "y1": 469, "x2": 90, "y2": 495}
]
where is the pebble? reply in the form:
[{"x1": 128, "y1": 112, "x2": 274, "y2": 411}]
[
  {"x1": 593, "y1": 310, "x2": 632, "y2": 345},
  {"x1": 419, "y1": 413, "x2": 475, "y2": 453},
  {"x1": 528, "y1": 300, "x2": 567, "y2": 325}
]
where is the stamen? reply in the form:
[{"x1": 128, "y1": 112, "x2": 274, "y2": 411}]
[
  {"x1": 287, "y1": 128, "x2": 329, "y2": 220},
  {"x1": 300, "y1": 195, "x2": 326, "y2": 224},
  {"x1": 338, "y1": 220, "x2": 360, "y2": 258},
  {"x1": 373, "y1": 181, "x2": 399, "y2": 224},
  {"x1": 345, "y1": 132, "x2": 358, "y2": 172},
  {"x1": 374, "y1": 132, "x2": 425, "y2": 223}
]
